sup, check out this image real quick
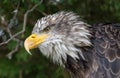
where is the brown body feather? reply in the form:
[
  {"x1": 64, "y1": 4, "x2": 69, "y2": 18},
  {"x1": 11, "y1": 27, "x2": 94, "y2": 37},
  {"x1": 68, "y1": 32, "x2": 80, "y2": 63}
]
[{"x1": 65, "y1": 23, "x2": 120, "y2": 78}]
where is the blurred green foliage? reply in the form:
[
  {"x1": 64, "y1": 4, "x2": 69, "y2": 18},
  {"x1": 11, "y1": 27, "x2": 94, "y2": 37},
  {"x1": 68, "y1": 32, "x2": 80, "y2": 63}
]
[{"x1": 0, "y1": 0, "x2": 120, "y2": 78}]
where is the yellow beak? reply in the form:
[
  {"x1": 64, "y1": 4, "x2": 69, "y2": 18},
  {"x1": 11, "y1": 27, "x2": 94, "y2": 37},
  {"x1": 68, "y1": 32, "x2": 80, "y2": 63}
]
[{"x1": 24, "y1": 33, "x2": 49, "y2": 55}]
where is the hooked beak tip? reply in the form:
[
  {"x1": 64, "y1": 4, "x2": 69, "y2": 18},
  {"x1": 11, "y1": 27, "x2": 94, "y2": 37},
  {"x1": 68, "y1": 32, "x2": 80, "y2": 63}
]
[{"x1": 24, "y1": 39, "x2": 32, "y2": 55}]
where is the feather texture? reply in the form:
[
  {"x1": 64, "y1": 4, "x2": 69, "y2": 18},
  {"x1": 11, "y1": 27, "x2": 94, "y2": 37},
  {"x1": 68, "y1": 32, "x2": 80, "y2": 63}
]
[{"x1": 92, "y1": 23, "x2": 120, "y2": 78}]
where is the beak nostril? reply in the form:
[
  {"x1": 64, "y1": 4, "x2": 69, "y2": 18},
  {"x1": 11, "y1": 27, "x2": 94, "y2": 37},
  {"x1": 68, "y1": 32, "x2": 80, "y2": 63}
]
[
  {"x1": 31, "y1": 34, "x2": 36, "y2": 38},
  {"x1": 31, "y1": 36, "x2": 36, "y2": 38}
]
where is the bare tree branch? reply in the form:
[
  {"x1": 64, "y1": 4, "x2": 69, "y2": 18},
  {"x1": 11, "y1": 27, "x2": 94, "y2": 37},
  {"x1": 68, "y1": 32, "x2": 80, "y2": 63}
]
[
  {"x1": 0, "y1": 0, "x2": 43, "y2": 59},
  {"x1": 0, "y1": 0, "x2": 43, "y2": 46}
]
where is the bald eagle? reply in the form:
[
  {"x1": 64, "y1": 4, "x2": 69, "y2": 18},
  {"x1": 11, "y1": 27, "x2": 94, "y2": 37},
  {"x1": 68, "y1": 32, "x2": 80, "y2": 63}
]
[{"x1": 24, "y1": 11, "x2": 120, "y2": 78}]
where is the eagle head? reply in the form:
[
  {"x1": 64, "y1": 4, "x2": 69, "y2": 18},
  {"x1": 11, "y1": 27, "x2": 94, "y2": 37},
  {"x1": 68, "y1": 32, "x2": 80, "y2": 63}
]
[{"x1": 24, "y1": 11, "x2": 91, "y2": 66}]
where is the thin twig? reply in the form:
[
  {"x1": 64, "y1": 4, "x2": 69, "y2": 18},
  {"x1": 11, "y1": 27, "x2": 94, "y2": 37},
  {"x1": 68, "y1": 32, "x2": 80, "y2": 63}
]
[
  {"x1": 22, "y1": 0, "x2": 43, "y2": 32},
  {"x1": 7, "y1": 27, "x2": 12, "y2": 37},
  {"x1": 36, "y1": 9, "x2": 48, "y2": 16},
  {"x1": 6, "y1": 41, "x2": 20, "y2": 59},
  {"x1": 7, "y1": 27, "x2": 19, "y2": 41},
  {"x1": 19, "y1": 70, "x2": 23, "y2": 78}
]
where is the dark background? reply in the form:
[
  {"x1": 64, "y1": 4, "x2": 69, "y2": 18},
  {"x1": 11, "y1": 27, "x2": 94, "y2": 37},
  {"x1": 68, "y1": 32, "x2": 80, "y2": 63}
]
[{"x1": 0, "y1": 0, "x2": 120, "y2": 78}]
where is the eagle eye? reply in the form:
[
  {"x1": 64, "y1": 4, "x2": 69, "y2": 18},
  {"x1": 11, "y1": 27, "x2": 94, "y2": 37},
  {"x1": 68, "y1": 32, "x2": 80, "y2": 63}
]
[{"x1": 43, "y1": 26, "x2": 50, "y2": 32}]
